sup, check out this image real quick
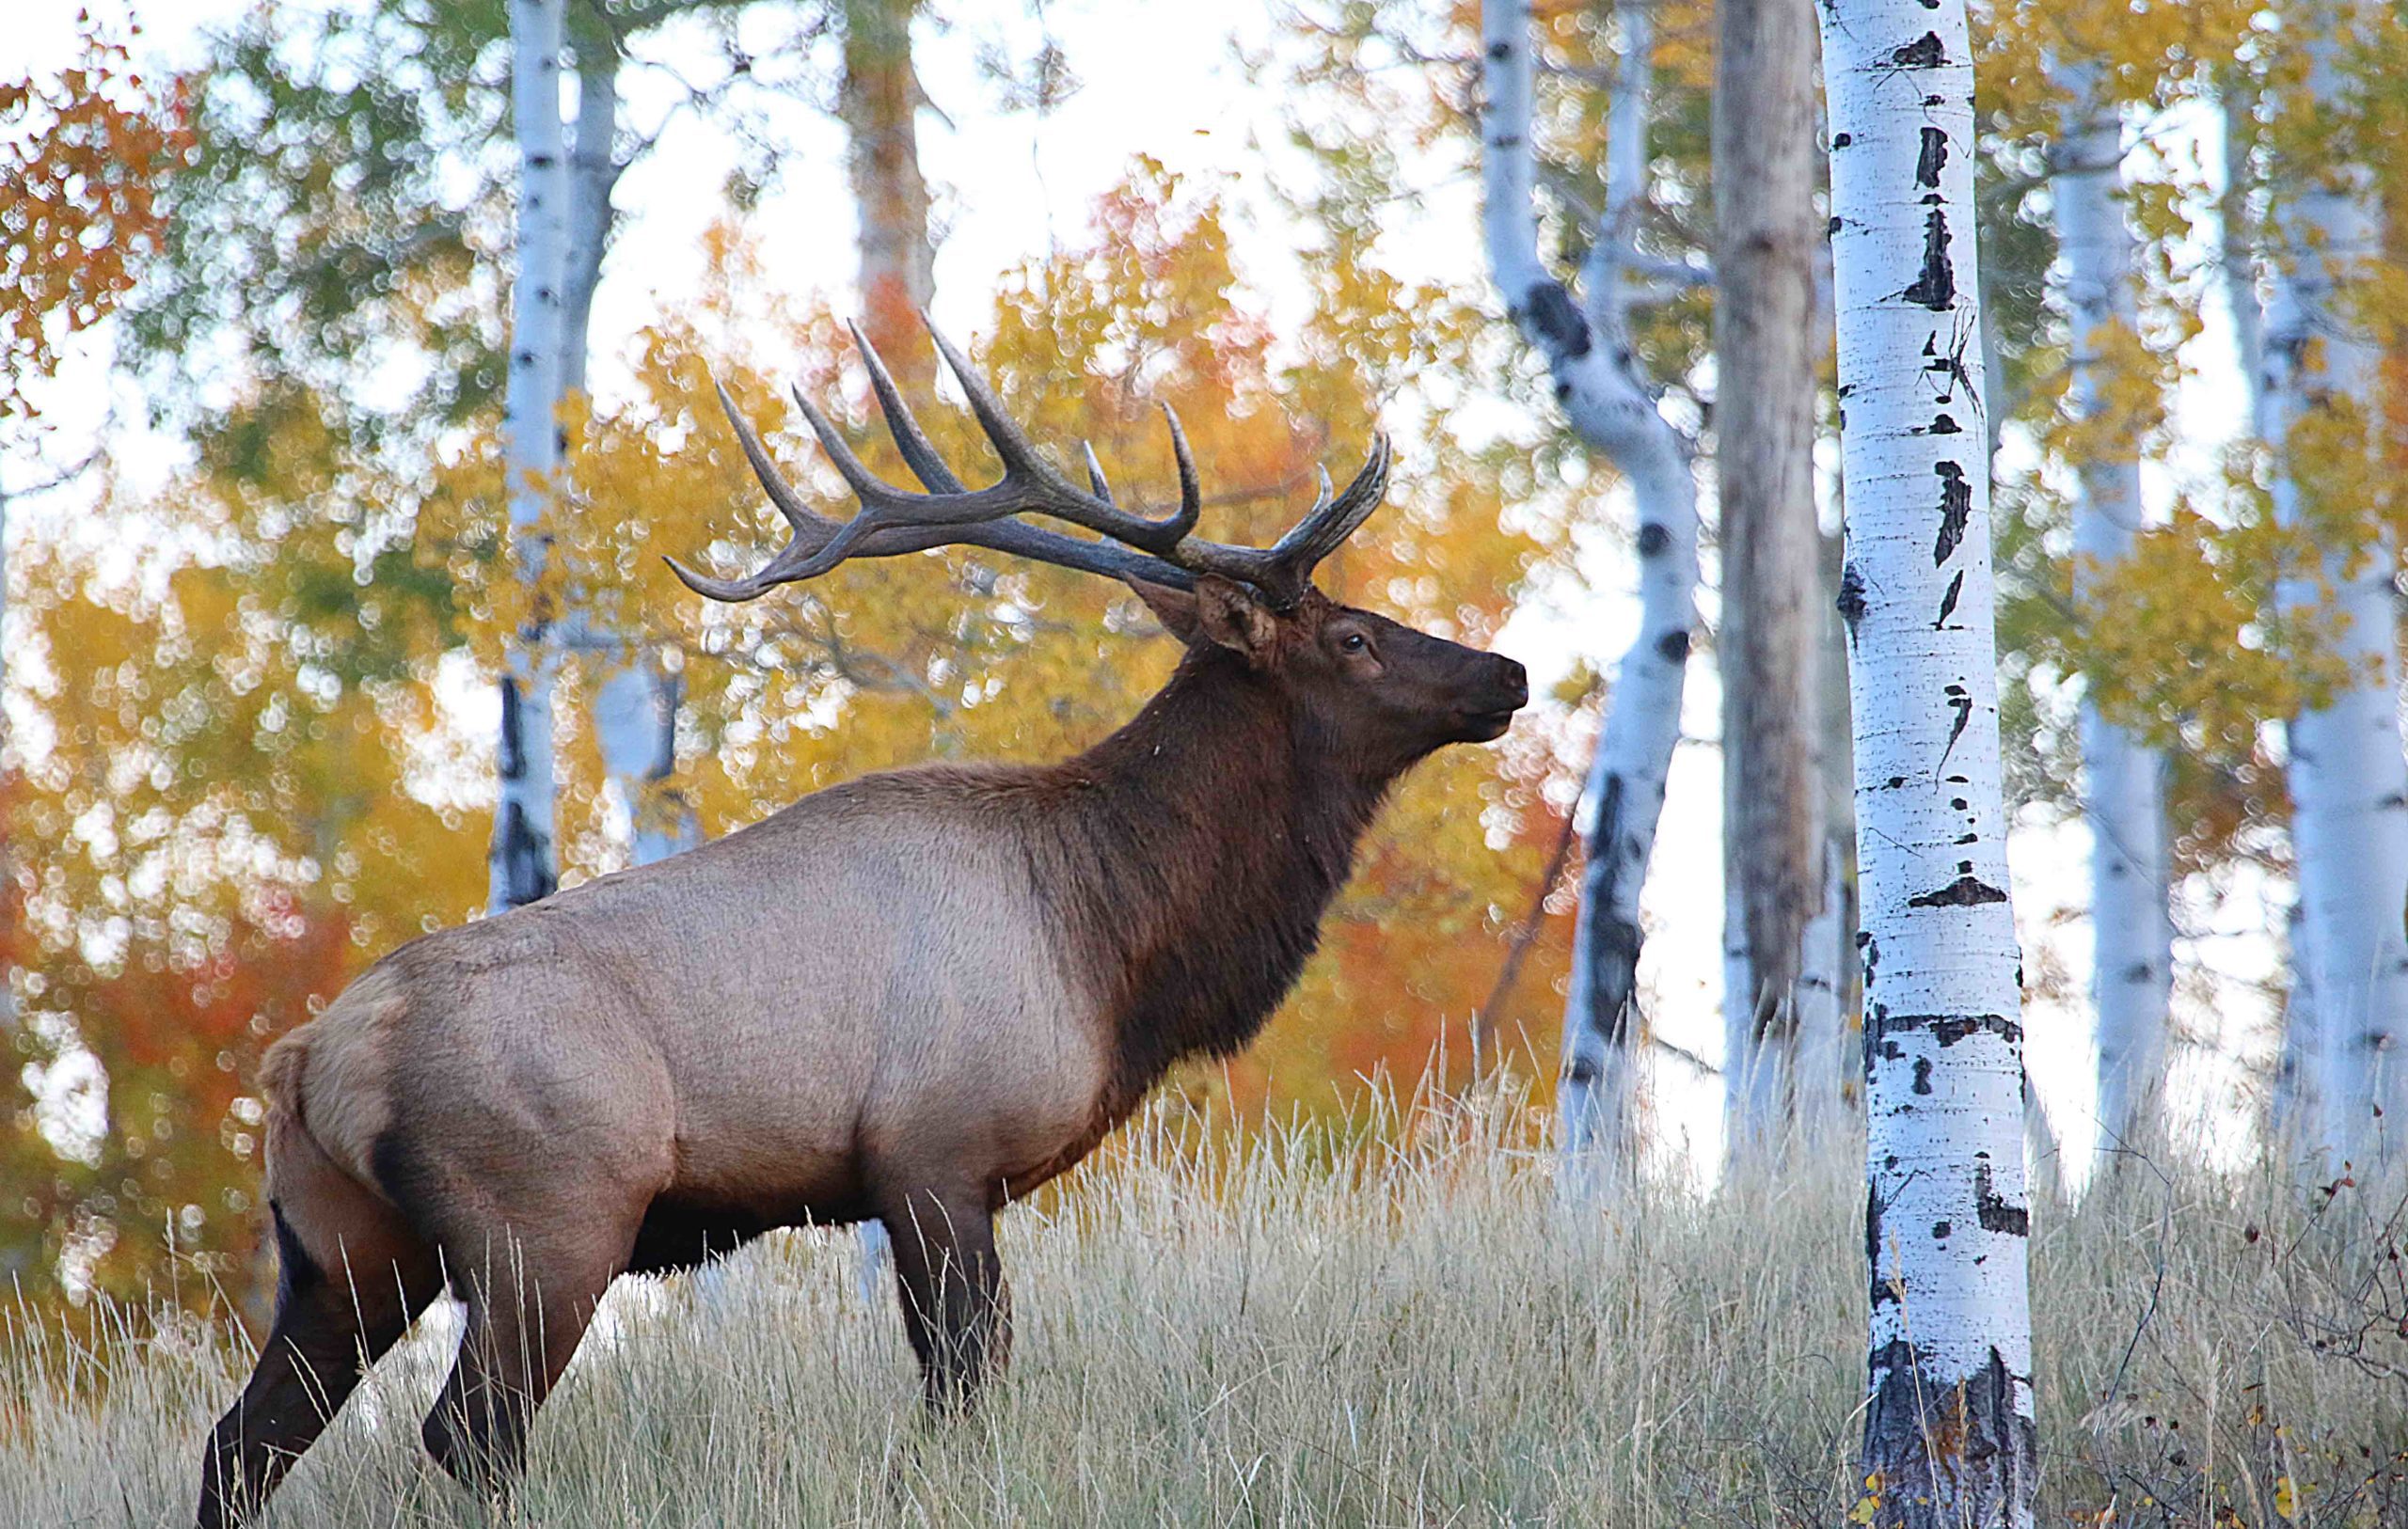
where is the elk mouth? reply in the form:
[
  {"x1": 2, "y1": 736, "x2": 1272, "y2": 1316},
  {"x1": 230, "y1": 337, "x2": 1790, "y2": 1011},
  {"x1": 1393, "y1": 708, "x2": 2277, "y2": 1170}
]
[{"x1": 1459, "y1": 703, "x2": 1523, "y2": 743}]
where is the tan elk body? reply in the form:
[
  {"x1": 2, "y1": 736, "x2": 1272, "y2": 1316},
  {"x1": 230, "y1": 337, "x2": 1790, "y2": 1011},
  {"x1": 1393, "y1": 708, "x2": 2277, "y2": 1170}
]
[{"x1": 198, "y1": 323, "x2": 1528, "y2": 1528}]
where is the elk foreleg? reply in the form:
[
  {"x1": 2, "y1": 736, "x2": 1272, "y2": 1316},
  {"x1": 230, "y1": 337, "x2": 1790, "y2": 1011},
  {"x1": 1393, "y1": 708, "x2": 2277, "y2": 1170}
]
[{"x1": 882, "y1": 1185, "x2": 1011, "y2": 1411}]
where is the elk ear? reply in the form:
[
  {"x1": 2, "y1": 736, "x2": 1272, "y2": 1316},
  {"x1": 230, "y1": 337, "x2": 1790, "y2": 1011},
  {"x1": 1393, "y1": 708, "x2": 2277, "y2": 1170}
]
[
  {"x1": 1125, "y1": 577, "x2": 1208, "y2": 646},
  {"x1": 1190, "y1": 575, "x2": 1279, "y2": 661}
]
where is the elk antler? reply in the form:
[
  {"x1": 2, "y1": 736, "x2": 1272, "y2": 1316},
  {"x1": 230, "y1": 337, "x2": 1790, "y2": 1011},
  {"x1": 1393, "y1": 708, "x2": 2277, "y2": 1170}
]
[{"x1": 667, "y1": 316, "x2": 1392, "y2": 611}]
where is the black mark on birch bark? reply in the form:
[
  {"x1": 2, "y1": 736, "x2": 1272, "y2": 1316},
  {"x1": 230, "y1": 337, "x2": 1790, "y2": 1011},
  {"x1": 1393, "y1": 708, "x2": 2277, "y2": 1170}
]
[
  {"x1": 1637, "y1": 523, "x2": 1671, "y2": 557},
  {"x1": 1903, "y1": 208, "x2": 1956, "y2": 309},
  {"x1": 1866, "y1": 1184, "x2": 1899, "y2": 1307},
  {"x1": 1656, "y1": 629, "x2": 1691, "y2": 662},
  {"x1": 1837, "y1": 562, "x2": 1867, "y2": 639},
  {"x1": 1907, "y1": 874, "x2": 2007, "y2": 909},
  {"x1": 1870, "y1": 1011, "x2": 2022, "y2": 1046},
  {"x1": 1526, "y1": 281, "x2": 1592, "y2": 359},
  {"x1": 1933, "y1": 461, "x2": 1972, "y2": 563},
  {"x1": 1974, "y1": 1158, "x2": 2030, "y2": 1236},
  {"x1": 1579, "y1": 773, "x2": 1643, "y2": 1048},
  {"x1": 1934, "y1": 571, "x2": 1963, "y2": 627},
  {"x1": 1940, "y1": 680, "x2": 1972, "y2": 765},
  {"x1": 1863, "y1": 1339, "x2": 2035, "y2": 1521},
  {"x1": 1914, "y1": 127, "x2": 1948, "y2": 188},
  {"x1": 498, "y1": 676, "x2": 527, "y2": 779},
  {"x1": 1891, "y1": 32, "x2": 1946, "y2": 67}
]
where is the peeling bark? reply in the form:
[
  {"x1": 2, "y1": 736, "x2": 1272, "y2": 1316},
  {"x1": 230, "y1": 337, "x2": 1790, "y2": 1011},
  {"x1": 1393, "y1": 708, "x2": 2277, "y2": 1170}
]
[
  {"x1": 2263, "y1": 2, "x2": 2408, "y2": 1170},
  {"x1": 2049, "y1": 61, "x2": 2173, "y2": 1157},
  {"x1": 1817, "y1": 0, "x2": 2036, "y2": 1521},
  {"x1": 1715, "y1": 0, "x2": 1827, "y2": 1159},
  {"x1": 1480, "y1": 0, "x2": 1702, "y2": 1182},
  {"x1": 491, "y1": 0, "x2": 569, "y2": 913}
]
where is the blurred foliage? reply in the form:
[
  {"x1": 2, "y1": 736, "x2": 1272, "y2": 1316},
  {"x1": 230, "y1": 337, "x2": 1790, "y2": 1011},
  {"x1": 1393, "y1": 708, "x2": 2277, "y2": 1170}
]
[{"x1": 0, "y1": 17, "x2": 194, "y2": 426}]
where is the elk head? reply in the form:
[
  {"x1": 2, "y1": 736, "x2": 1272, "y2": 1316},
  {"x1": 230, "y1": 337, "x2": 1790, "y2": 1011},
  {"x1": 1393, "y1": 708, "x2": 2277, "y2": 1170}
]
[{"x1": 671, "y1": 315, "x2": 1528, "y2": 771}]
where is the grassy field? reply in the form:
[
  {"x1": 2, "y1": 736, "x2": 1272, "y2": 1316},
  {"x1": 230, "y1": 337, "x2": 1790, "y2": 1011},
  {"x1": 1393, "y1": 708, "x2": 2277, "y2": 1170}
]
[{"x1": 8, "y1": 1080, "x2": 2408, "y2": 1527}]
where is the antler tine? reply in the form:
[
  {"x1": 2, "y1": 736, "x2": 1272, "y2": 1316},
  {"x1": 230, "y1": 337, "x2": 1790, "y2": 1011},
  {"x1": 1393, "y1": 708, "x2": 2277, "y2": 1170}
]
[
  {"x1": 921, "y1": 314, "x2": 1197, "y2": 554},
  {"x1": 1082, "y1": 441, "x2": 1114, "y2": 504},
  {"x1": 922, "y1": 320, "x2": 1065, "y2": 484},
  {"x1": 1269, "y1": 432, "x2": 1393, "y2": 572},
  {"x1": 715, "y1": 377, "x2": 839, "y2": 539},
  {"x1": 847, "y1": 321, "x2": 968, "y2": 495},
  {"x1": 1158, "y1": 403, "x2": 1201, "y2": 543}
]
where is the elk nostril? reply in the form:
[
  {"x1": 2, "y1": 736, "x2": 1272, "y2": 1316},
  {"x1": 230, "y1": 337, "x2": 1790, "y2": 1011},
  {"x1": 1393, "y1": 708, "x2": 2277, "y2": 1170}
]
[{"x1": 1502, "y1": 659, "x2": 1529, "y2": 705}]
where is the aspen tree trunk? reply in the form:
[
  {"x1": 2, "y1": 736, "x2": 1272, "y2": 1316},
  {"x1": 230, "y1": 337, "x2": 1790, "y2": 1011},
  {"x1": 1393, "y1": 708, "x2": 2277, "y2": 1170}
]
[
  {"x1": 1714, "y1": 0, "x2": 1825, "y2": 1160},
  {"x1": 2220, "y1": 84, "x2": 2320, "y2": 1150},
  {"x1": 840, "y1": 0, "x2": 932, "y2": 347},
  {"x1": 555, "y1": 43, "x2": 697, "y2": 871},
  {"x1": 2263, "y1": 2, "x2": 2408, "y2": 1170},
  {"x1": 1817, "y1": 0, "x2": 2036, "y2": 1520},
  {"x1": 1480, "y1": 0, "x2": 1702, "y2": 1180},
  {"x1": 2050, "y1": 62, "x2": 2173, "y2": 1156},
  {"x1": 1782, "y1": 529, "x2": 1862, "y2": 1145},
  {"x1": 491, "y1": 0, "x2": 569, "y2": 913}
]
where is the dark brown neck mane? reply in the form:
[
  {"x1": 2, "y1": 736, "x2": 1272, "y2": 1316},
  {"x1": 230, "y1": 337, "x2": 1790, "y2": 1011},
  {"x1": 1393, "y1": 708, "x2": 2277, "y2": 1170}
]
[{"x1": 1030, "y1": 648, "x2": 1402, "y2": 1111}]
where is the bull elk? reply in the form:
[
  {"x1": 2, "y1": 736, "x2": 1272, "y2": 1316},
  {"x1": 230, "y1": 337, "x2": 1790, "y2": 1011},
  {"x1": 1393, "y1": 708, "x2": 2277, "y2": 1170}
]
[{"x1": 198, "y1": 321, "x2": 1529, "y2": 1527}]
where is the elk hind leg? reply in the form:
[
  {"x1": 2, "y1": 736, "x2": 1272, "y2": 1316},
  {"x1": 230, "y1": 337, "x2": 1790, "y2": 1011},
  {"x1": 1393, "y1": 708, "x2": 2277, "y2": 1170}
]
[
  {"x1": 419, "y1": 1221, "x2": 626, "y2": 1497},
  {"x1": 198, "y1": 1172, "x2": 440, "y2": 1527},
  {"x1": 882, "y1": 1185, "x2": 1011, "y2": 1412}
]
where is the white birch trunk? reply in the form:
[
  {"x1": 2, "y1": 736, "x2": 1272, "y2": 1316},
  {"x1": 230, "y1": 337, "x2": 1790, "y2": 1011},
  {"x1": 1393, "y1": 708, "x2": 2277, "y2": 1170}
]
[
  {"x1": 2049, "y1": 63, "x2": 2173, "y2": 1156},
  {"x1": 2264, "y1": 7, "x2": 2408, "y2": 1172},
  {"x1": 1479, "y1": 0, "x2": 1702, "y2": 1183},
  {"x1": 491, "y1": 0, "x2": 569, "y2": 913},
  {"x1": 556, "y1": 44, "x2": 697, "y2": 873},
  {"x1": 2218, "y1": 86, "x2": 2320, "y2": 1150},
  {"x1": 1817, "y1": 0, "x2": 2036, "y2": 1520}
]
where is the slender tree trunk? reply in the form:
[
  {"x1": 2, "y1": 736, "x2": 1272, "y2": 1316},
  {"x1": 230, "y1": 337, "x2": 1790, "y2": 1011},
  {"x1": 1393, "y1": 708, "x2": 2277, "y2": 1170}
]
[
  {"x1": 1714, "y1": 0, "x2": 1824, "y2": 1160},
  {"x1": 841, "y1": 0, "x2": 933, "y2": 352},
  {"x1": 1817, "y1": 0, "x2": 2036, "y2": 1521},
  {"x1": 491, "y1": 0, "x2": 569, "y2": 913},
  {"x1": 2051, "y1": 61, "x2": 2173, "y2": 1157},
  {"x1": 1479, "y1": 0, "x2": 1702, "y2": 1183},
  {"x1": 554, "y1": 41, "x2": 697, "y2": 872},
  {"x1": 2221, "y1": 80, "x2": 2320, "y2": 1152},
  {"x1": 2264, "y1": 2, "x2": 2408, "y2": 1171}
]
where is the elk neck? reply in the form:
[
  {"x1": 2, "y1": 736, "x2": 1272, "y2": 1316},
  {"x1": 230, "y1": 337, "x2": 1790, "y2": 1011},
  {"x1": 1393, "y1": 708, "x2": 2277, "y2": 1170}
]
[{"x1": 1032, "y1": 648, "x2": 1397, "y2": 1111}]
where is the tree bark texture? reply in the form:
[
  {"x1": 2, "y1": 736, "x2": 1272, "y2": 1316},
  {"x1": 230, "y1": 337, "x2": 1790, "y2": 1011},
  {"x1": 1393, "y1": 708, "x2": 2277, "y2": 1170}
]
[
  {"x1": 1817, "y1": 0, "x2": 2036, "y2": 1521},
  {"x1": 2050, "y1": 60, "x2": 2173, "y2": 1156},
  {"x1": 2263, "y1": 1, "x2": 2408, "y2": 1170},
  {"x1": 491, "y1": 0, "x2": 569, "y2": 913},
  {"x1": 841, "y1": 0, "x2": 933, "y2": 358},
  {"x1": 1714, "y1": 0, "x2": 1827, "y2": 1158}
]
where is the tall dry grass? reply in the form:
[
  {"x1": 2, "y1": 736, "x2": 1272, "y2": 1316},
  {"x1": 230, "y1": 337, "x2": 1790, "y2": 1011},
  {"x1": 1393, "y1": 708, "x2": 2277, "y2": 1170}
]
[{"x1": 7, "y1": 1079, "x2": 2406, "y2": 1527}]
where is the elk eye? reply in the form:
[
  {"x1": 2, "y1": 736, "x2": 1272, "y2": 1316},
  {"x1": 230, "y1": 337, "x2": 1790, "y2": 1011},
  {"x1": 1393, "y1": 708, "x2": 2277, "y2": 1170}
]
[{"x1": 1339, "y1": 632, "x2": 1369, "y2": 654}]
